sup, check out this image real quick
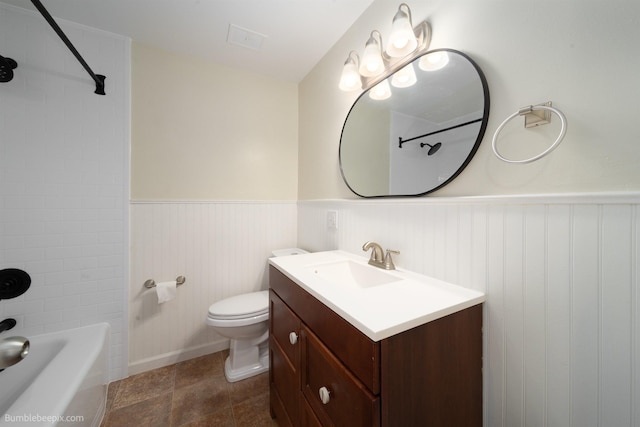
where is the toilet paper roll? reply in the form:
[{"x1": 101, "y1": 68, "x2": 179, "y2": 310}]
[{"x1": 155, "y1": 281, "x2": 176, "y2": 304}]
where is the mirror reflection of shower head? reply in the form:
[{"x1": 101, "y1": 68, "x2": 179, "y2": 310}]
[
  {"x1": 420, "y1": 141, "x2": 442, "y2": 156},
  {"x1": 0, "y1": 55, "x2": 18, "y2": 83}
]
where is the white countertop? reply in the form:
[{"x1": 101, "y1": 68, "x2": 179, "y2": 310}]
[{"x1": 269, "y1": 250, "x2": 485, "y2": 342}]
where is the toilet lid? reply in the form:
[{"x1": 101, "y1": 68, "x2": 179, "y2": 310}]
[{"x1": 208, "y1": 290, "x2": 269, "y2": 319}]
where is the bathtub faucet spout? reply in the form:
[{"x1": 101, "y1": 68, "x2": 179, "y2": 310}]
[
  {"x1": 0, "y1": 318, "x2": 29, "y2": 370},
  {"x1": 0, "y1": 336, "x2": 29, "y2": 369}
]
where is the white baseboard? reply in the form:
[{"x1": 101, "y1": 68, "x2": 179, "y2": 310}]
[{"x1": 126, "y1": 339, "x2": 230, "y2": 377}]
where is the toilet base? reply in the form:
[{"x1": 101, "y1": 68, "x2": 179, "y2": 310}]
[{"x1": 224, "y1": 339, "x2": 269, "y2": 383}]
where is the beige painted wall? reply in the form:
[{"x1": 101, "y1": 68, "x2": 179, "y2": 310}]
[
  {"x1": 299, "y1": 0, "x2": 640, "y2": 199},
  {"x1": 131, "y1": 42, "x2": 298, "y2": 200}
]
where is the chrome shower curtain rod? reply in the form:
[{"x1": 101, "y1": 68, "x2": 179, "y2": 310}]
[{"x1": 31, "y1": 0, "x2": 106, "y2": 95}]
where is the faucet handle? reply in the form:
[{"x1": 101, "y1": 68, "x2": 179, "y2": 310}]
[
  {"x1": 0, "y1": 318, "x2": 17, "y2": 334},
  {"x1": 384, "y1": 249, "x2": 400, "y2": 270}
]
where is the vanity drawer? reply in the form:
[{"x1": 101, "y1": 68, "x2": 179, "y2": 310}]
[
  {"x1": 270, "y1": 265, "x2": 380, "y2": 394},
  {"x1": 301, "y1": 325, "x2": 380, "y2": 427}
]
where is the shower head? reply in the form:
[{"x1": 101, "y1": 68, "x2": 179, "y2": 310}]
[
  {"x1": 420, "y1": 141, "x2": 442, "y2": 156},
  {"x1": 0, "y1": 55, "x2": 18, "y2": 83},
  {"x1": 0, "y1": 269, "x2": 31, "y2": 300}
]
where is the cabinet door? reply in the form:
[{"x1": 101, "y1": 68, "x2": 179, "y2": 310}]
[
  {"x1": 380, "y1": 304, "x2": 483, "y2": 426},
  {"x1": 300, "y1": 394, "x2": 323, "y2": 427},
  {"x1": 270, "y1": 290, "x2": 301, "y2": 363},
  {"x1": 270, "y1": 291, "x2": 301, "y2": 426},
  {"x1": 301, "y1": 325, "x2": 380, "y2": 427}
]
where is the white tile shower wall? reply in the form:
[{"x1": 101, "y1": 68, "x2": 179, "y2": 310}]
[
  {"x1": 0, "y1": 4, "x2": 130, "y2": 381},
  {"x1": 129, "y1": 201, "x2": 297, "y2": 374},
  {"x1": 298, "y1": 194, "x2": 640, "y2": 427}
]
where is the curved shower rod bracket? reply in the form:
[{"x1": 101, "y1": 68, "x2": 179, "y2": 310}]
[{"x1": 31, "y1": 0, "x2": 106, "y2": 95}]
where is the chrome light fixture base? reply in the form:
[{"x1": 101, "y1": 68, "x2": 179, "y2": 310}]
[{"x1": 361, "y1": 20, "x2": 431, "y2": 92}]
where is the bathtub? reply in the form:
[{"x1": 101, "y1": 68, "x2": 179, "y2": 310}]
[{"x1": 0, "y1": 323, "x2": 110, "y2": 427}]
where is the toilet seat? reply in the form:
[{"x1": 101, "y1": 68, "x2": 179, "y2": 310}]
[{"x1": 208, "y1": 290, "x2": 268, "y2": 320}]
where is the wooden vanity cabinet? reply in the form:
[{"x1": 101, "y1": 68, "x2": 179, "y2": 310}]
[
  {"x1": 270, "y1": 292, "x2": 301, "y2": 426},
  {"x1": 269, "y1": 265, "x2": 483, "y2": 427}
]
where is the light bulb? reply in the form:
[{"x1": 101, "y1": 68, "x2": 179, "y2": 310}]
[
  {"x1": 386, "y1": 4, "x2": 418, "y2": 58},
  {"x1": 369, "y1": 79, "x2": 391, "y2": 100},
  {"x1": 339, "y1": 52, "x2": 362, "y2": 91},
  {"x1": 419, "y1": 51, "x2": 450, "y2": 71},
  {"x1": 391, "y1": 63, "x2": 417, "y2": 88},
  {"x1": 359, "y1": 31, "x2": 385, "y2": 77}
]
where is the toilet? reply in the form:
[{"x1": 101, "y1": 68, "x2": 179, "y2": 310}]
[{"x1": 206, "y1": 248, "x2": 308, "y2": 382}]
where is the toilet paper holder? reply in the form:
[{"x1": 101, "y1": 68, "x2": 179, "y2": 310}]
[{"x1": 144, "y1": 276, "x2": 186, "y2": 289}]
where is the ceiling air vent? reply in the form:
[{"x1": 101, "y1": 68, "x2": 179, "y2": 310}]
[{"x1": 226, "y1": 24, "x2": 267, "y2": 50}]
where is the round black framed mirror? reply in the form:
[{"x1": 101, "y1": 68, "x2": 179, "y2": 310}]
[{"x1": 339, "y1": 49, "x2": 490, "y2": 197}]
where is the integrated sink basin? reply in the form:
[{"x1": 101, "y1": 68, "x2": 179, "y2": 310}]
[
  {"x1": 307, "y1": 259, "x2": 401, "y2": 288},
  {"x1": 269, "y1": 250, "x2": 486, "y2": 341}
]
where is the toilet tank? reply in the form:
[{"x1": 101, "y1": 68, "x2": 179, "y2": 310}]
[{"x1": 271, "y1": 248, "x2": 308, "y2": 257}]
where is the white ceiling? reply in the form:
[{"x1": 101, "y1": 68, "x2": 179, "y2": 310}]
[{"x1": 0, "y1": 0, "x2": 374, "y2": 82}]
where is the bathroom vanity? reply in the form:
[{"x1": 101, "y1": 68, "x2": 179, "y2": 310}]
[{"x1": 268, "y1": 250, "x2": 484, "y2": 426}]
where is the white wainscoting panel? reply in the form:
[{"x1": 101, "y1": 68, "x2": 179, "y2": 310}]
[
  {"x1": 129, "y1": 201, "x2": 297, "y2": 374},
  {"x1": 297, "y1": 194, "x2": 640, "y2": 427}
]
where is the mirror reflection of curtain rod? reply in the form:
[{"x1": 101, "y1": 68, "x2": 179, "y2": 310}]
[
  {"x1": 398, "y1": 118, "x2": 483, "y2": 148},
  {"x1": 31, "y1": 0, "x2": 106, "y2": 95}
]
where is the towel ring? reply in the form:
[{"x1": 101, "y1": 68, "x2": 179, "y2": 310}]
[{"x1": 492, "y1": 104, "x2": 567, "y2": 164}]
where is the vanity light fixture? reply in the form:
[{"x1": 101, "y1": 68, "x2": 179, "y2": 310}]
[
  {"x1": 386, "y1": 3, "x2": 418, "y2": 57},
  {"x1": 359, "y1": 31, "x2": 385, "y2": 77},
  {"x1": 339, "y1": 51, "x2": 362, "y2": 91},
  {"x1": 339, "y1": 3, "x2": 431, "y2": 93}
]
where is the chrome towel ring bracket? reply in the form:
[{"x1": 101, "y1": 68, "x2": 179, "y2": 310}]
[{"x1": 492, "y1": 102, "x2": 567, "y2": 164}]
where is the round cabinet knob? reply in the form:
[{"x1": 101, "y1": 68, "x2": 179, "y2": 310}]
[
  {"x1": 319, "y1": 386, "x2": 331, "y2": 404},
  {"x1": 288, "y1": 332, "x2": 298, "y2": 345}
]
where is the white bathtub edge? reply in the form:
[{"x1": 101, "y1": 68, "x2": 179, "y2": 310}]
[{"x1": 1, "y1": 322, "x2": 110, "y2": 427}]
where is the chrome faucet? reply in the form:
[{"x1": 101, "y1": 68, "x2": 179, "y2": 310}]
[
  {"x1": 362, "y1": 242, "x2": 400, "y2": 270},
  {"x1": 362, "y1": 241, "x2": 384, "y2": 266},
  {"x1": 0, "y1": 318, "x2": 29, "y2": 370}
]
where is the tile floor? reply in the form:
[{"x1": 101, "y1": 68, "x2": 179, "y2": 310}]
[{"x1": 100, "y1": 350, "x2": 278, "y2": 427}]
